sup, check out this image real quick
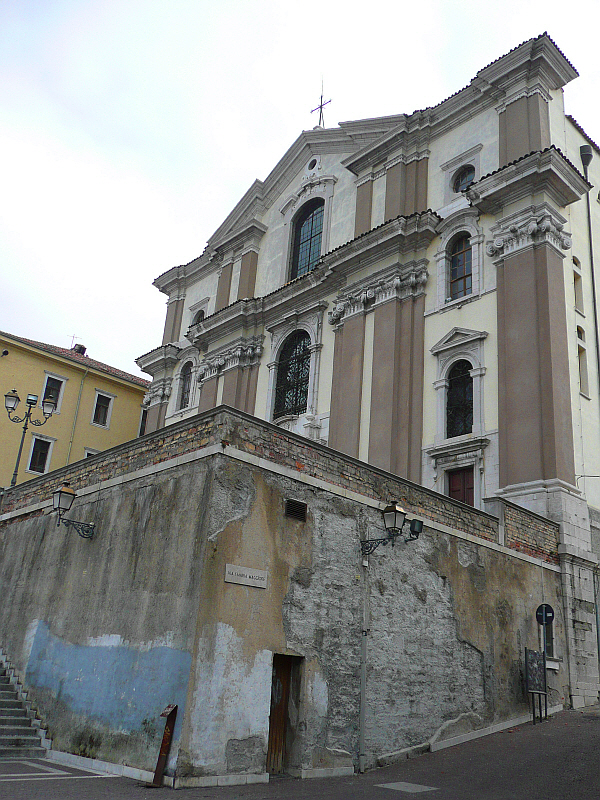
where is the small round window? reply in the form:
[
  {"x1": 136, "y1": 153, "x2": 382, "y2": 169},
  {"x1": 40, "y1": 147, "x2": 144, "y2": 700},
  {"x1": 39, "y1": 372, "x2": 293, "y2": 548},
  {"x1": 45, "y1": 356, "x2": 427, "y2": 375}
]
[
  {"x1": 308, "y1": 158, "x2": 318, "y2": 171},
  {"x1": 453, "y1": 165, "x2": 475, "y2": 194}
]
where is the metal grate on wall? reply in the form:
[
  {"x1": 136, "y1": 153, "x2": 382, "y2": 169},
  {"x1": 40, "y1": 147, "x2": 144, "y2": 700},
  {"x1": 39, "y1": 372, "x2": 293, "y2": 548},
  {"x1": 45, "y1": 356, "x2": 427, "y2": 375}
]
[{"x1": 285, "y1": 498, "x2": 307, "y2": 522}]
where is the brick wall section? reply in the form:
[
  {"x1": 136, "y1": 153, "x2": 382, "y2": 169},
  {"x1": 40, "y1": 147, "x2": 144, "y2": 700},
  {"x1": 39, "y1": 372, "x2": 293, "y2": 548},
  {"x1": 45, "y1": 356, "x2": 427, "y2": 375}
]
[
  {"x1": 503, "y1": 501, "x2": 560, "y2": 565},
  {"x1": 1, "y1": 406, "x2": 558, "y2": 563}
]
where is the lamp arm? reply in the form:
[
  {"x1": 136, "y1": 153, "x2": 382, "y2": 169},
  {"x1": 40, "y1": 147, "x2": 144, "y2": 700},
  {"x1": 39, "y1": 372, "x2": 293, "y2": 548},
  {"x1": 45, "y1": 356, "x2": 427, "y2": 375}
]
[
  {"x1": 30, "y1": 417, "x2": 51, "y2": 427},
  {"x1": 58, "y1": 515, "x2": 95, "y2": 539},
  {"x1": 6, "y1": 412, "x2": 27, "y2": 425}
]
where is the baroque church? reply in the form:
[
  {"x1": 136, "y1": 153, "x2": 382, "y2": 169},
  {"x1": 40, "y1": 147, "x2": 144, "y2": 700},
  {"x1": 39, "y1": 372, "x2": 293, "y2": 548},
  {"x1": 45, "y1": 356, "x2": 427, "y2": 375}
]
[
  {"x1": 4, "y1": 34, "x2": 600, "y2": 785},
  {"x1": 138, "y1": 32, "x2": 600, "y2": 557}
]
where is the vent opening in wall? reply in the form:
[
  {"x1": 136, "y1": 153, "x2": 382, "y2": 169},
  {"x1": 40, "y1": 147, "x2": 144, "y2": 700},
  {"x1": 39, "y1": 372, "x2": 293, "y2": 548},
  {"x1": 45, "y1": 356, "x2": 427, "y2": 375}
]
[{"x1": 285, "y1": 499, "x2": 307, "y2": 522}]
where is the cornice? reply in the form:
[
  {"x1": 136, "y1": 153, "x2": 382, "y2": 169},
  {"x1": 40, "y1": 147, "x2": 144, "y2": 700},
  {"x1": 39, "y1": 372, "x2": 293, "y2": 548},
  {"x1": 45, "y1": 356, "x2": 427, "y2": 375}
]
[
  {"x1": 426, "y1": 436, "x2": 491, "y2": 463},
  {"x1": 136, "y1": 344, "x2": 182, "y2": 377},
  {"x1": 431, "y1": 327, "x2": 489, "y2": 355},
  {"x1": 186, "y1": 211, "x2": 440, "y2": 351},
  {"x1": 466, "y1": 147, "x2": 590, "y2": 214},
  {"x1": 341, "y1": 34, "x2": 577, "y2": 175}
]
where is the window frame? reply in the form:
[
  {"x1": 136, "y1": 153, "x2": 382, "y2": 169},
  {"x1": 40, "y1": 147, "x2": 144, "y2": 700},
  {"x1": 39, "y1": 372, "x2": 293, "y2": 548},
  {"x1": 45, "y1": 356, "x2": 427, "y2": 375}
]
[
  {"x1": 449, "y1": 234, "x2": 473, "y2": 301},
  {"x1": 452, "y1": 165, "x2": 476, "y2": 194},
  {"x1": 179, "y1": 361, "x2": 194, "y2": 410},
  {"x1": 26, "y1": 435, "x2": 55, "y2": 475},
  {"x1": 273, "y1": 330, "x2": 312, "y2": 420},
  {"x1": 41, "y1": 372, "x2": 66, "y2": 414},
  {"x1": 265, "y1": 304, "x2": 326, "y2": 439},
  {"x1": 278, "y1": 168, "x2": 336, "y2": 289},
  {"x1": 91, "y1": 390, "x2": 115, "y2": 429},
  {"x1": 446, "y1": 359, "x2": 474, "y2": 439},
  {"x1": 433, "y1": 210, "x2": 484, "y2": 311},
  {"x1": 289, "y1": 198, "x2": 325, "y2": 281}
]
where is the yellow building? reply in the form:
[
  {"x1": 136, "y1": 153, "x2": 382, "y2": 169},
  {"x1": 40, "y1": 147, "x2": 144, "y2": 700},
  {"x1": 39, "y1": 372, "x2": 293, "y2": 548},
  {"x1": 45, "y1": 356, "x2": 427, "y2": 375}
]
[{"x1": 0, "y1": 331, "x2": 149, "y2": 487}]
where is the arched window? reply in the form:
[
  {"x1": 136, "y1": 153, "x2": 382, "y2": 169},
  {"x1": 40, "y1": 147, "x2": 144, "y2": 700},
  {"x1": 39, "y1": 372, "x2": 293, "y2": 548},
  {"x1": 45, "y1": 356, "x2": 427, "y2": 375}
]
[
  {"x1": 290, "y1": 199, "x2": 324, "y2": 280},
  {"x1": 192, "y1": 309, "x2": 205, "y2": 325},
  {"x1": 274, "y1": 331, "x2": 311, "y2": 419},
  {"x1": 449, "y1": 234, "x2": 472, "y2": 300},
  {"x1": 446, "y1": 360, "x2": 473, "y2": 438},
  {"x1": 453, "y1": 165, "x2": 475, "y2": 193},
  {"x1": 179, "y1": 361, "x2": 193, "y2": 409}
]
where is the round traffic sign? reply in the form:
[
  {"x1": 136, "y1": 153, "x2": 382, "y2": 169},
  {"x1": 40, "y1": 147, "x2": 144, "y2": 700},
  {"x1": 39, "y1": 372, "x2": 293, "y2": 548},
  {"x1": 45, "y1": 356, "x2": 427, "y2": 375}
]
[{"x1": 536, "y1": 603, "x2": 554, "y2": 625}]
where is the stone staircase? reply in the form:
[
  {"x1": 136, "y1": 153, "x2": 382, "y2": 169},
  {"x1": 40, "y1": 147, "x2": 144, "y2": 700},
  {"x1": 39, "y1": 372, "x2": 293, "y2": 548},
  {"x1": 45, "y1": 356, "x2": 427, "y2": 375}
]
[{"x1": 0, "y1": 663, "x2": 46, "y2": 758}]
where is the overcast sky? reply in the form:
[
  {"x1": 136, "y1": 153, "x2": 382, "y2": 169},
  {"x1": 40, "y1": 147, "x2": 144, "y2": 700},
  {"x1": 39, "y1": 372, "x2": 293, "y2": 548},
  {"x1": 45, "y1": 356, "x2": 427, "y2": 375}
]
[{"x1": 2, "y1": 1, "x2": 599, "y2": 378}]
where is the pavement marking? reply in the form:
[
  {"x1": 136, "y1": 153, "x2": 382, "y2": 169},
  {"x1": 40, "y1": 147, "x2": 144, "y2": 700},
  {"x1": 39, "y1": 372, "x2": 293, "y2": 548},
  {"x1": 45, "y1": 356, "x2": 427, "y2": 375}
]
[
  {"x1": 0, "y1": 758, "x2": 117, "y2": 782},
  {"x1": 376, "y1": 781, "x2": 439, "y2": 793},
  {"x1": 0, "y1": 774, "x2": 117, "y2": 782},
  {"x1": 0, "y1": 759, "x2": 68, "y2": 778}
]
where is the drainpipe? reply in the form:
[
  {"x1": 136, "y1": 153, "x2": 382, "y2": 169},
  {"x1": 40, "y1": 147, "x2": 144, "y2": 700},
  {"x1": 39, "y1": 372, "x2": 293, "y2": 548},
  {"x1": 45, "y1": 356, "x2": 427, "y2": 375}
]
[
  {"x1": 580, "y1": 145, "x2": 600, "y2": 685},
  {"x1": 359, "y1": 557, "x2": 370, "y2": 773},
  {"x1": 66, "y1": 366, "x2": 89, "y2": 465},
  {"x1": 580, "y1": 146, "x2": 600, "y2": 389}
]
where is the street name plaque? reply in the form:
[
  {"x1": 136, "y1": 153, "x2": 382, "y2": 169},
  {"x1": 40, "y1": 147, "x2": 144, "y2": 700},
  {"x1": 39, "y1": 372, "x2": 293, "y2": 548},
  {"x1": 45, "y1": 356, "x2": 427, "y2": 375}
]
[{"x1": 225, "y1": 564, "x2": 268, "y2": 589}]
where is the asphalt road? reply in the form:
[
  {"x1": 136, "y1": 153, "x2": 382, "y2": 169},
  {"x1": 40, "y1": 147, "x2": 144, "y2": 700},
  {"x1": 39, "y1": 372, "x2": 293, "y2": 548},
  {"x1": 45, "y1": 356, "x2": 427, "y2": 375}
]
[{"x1": 1, "y1": 707, "x2": 599, "y2": 800}]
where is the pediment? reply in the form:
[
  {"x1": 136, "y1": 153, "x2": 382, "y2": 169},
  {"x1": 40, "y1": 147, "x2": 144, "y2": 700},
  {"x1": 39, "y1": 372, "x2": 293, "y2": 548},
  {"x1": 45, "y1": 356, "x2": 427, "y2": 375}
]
[{"x1": 431, "y1": 327, "x2": 488, "y2": 354}]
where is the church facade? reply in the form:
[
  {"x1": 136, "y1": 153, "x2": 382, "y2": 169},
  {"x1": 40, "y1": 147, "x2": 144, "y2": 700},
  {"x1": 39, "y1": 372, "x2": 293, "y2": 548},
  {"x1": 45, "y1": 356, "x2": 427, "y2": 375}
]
[{"x1": 138, "y1": 33, "x2": 600, "y2": 605}]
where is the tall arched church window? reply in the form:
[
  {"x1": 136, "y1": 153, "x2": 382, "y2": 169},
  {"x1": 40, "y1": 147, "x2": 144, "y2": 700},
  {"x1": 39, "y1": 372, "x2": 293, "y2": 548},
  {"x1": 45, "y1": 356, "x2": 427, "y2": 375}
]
[
  {"x1": 290, "y1": 199, "x2": 324, "y2": 280},
  {"x1": 449, "y1": 234, "x2": 472, "y2": 300},
  {"x1": 446, "y1": 360, "x2": 473, "y2": 438},
  {"x1": 274, "y1": 331, "x2": 311, "y2": 419},
  {"x1": 179, "y1": 361, "x2": 193, "y2": 410}
]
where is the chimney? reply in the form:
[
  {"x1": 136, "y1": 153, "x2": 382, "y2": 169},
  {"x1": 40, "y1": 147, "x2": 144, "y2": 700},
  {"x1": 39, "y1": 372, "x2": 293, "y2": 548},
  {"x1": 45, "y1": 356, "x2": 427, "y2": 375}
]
[{"x1": 73, "y1": 344, "x2": 87, "y2": 356}]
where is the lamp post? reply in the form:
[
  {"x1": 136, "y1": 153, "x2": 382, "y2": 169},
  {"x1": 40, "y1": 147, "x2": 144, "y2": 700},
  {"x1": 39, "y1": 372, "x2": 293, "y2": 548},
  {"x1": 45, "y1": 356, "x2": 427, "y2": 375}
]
[
  {"x1": 4, "y1": 389, "x2": 55, "y2": 488},
  {"x1": 52, "y1": 482, "x2": 95, "y2": 539}
]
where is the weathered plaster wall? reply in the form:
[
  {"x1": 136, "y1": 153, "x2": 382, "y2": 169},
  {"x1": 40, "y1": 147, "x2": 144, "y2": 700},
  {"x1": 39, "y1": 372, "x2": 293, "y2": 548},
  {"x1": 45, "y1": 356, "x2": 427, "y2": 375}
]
[
  {"x1": 0, "y1": 464, "x2": 213, "y2": 770},
  {"x1": 0, "y1": 408, "x2": 573, "y2": 778}
]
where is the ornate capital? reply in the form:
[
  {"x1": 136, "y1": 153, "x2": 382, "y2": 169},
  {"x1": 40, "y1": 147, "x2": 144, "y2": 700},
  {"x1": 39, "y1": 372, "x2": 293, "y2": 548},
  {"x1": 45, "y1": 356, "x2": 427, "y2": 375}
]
[
  {"x1": 197, "y1": 336, "x2": 264, "y2": 384},
  {"x1": 328, "y1": 262, "x2": 428, "y2": 326},
  {"x1": 146, "y1": 377, "x2": 172, "y2": 407},
  {"x1": 487, "y1": 204, "x2": 571, "y2": 260}
]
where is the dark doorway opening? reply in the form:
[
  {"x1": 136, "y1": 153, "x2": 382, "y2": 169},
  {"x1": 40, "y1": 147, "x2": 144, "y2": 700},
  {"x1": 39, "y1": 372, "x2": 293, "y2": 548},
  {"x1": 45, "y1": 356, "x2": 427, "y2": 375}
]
[{"x1": 266, "y1": 654, "x2": 302, "y2": 774}]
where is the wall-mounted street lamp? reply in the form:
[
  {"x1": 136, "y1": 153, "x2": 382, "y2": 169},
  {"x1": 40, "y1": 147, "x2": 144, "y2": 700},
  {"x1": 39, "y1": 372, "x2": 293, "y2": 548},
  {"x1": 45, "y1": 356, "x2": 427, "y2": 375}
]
[
  {"x1": 52, "y1": 482, "x2": 95, "y2": 539},
  {"x1": 360, "y1": 500, "x2": 423, "y2": 556},
  {"x1": 4, "y1": 389, "x2": 55, "y2": 488}
]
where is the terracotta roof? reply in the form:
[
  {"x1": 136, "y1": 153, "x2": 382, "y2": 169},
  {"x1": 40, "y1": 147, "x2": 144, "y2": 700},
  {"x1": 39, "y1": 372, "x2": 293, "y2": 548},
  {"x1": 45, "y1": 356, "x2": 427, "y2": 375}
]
[{"x1": 0, "y1": 331, "x2": 150, "y2": 389}]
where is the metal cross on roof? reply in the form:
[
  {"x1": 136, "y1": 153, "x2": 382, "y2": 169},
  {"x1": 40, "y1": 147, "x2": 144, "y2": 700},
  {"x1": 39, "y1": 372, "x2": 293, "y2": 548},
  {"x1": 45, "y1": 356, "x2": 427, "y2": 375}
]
[{"x1": 311, "y1": 82, "x2": 331, "y2": 128}]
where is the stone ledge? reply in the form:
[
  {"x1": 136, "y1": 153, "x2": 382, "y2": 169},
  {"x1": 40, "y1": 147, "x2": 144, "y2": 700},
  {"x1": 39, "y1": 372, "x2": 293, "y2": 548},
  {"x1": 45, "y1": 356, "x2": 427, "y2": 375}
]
[
  {"x1": 429, "y1": 705, "x2": 564, "y2": 752},
  {"x1": 45, "y1": 750, "x2": 173, "y2": 786},
  {"x1": 174, "y1": 772, "x2": 269, "y2": 788},
  {"x1": 287, "y1": 766, "x2": 355, "y2": 779},
  {"x1": 377, "y1": 742, "x2": 430, "y2": 767}
]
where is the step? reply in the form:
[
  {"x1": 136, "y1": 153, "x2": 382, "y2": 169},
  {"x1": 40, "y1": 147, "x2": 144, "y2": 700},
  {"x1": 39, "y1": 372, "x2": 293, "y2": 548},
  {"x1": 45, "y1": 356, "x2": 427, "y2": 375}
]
[
  {"x1": 0, "y1": 746, "x2": 46, "y2": 758},
  {"x1": 0, "y1": 716, "x2": 31, "y2": 727},
  {"x1": 0, "y1": 700, "x2": 23, "y2": 710},
  {"x1": 0, "y1": 731, "x2": 41, "y2": 744},
  {"x1": 0, "y1": 725, "x2": 39, "y2": 737},
  {"x1": 0, "y1": 707, "x2": 29, "y2": 718}
]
